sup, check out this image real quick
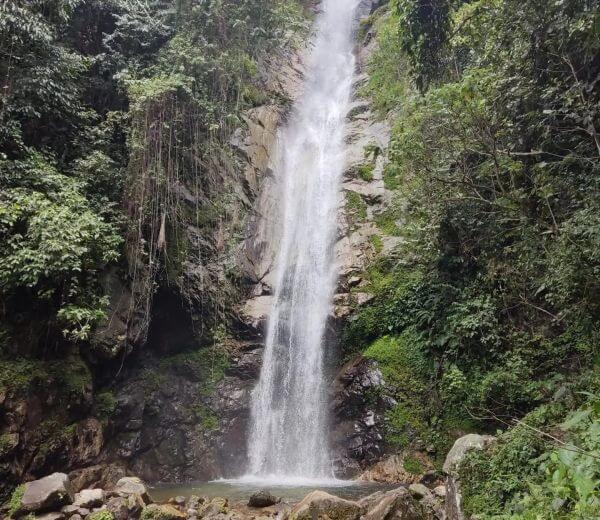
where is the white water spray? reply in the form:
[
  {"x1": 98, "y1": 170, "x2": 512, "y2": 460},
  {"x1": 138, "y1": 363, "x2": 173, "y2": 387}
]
[{"x1": 245, "y1": 0, "x2": 359, "y2": 482}]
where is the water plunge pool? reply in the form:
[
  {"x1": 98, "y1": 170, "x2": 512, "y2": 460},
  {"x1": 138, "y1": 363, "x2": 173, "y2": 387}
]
[{"x1": 149, "y1": 479, "x2": 398, "y2": 504}]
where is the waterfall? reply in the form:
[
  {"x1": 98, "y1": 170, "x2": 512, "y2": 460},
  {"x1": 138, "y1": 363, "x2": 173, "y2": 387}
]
[{"x1": 245, "y1": 0, "x2": 359, "y2": 482}]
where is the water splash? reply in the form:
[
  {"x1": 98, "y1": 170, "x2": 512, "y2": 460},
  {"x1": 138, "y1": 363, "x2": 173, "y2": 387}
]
[{"x1": 245, "y1": 0, "x2": 359, "y2": 481}]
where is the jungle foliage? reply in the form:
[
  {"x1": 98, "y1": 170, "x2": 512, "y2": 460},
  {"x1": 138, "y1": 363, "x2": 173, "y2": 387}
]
[
  {"x1": 0, "y1": 0, "x2": 304, "y2": 356},
  {"x1": 352, "y1": 0, "x2": 600, "y2": 517},
  {"x1": 0, "y1": 2, "x2": 305, "y2": 497}
]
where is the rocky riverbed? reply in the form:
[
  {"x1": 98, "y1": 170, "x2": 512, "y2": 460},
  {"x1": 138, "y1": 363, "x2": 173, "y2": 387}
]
[
  {"x1": 3, "y1": 473, "x2": 440, "y2": 520},
  {"x1": 3, "y1": 434, "x2": 494, "y2": 520}
]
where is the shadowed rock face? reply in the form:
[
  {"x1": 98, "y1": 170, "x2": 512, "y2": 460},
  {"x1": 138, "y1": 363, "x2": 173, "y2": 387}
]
[{"x1": 330, "y1": 356, "x2": 390, "y2": 477}]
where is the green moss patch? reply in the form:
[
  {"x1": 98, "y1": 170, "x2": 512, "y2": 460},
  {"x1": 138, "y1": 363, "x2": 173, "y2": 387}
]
[
  {"x1": 357, "y1": 163, "x2": 375, "y2": 182},
  {"x1": 192, "y1": 404, "x2": 219, "y2": 431},
  {"x1": 8, "y1": 484, "x2": 25, "y2": 518},
  {"x1": 345, "y1": 191, "x2": 368, "y2": 226},
  {"x1": 94, "y1": 391, "x2": 117, "y2": 424}
]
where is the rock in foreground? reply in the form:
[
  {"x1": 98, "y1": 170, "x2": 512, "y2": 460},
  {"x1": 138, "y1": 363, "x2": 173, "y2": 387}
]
[
  {"x1": 290, "y1": 490, "x2": 362, "y2": 520},
  {"x1": 141, "y1": 503, "x2": 187, "y2": 519},
  {"x1": 73, "y1": 488, "x2": 104, "y2": 509},
  {"x1": 443, "y1": 434, "x2": 496, "y2": 520},
  {"x1": 442, "y1": 434, "x2": 495, "y2": 474},
  {"x1": 5, "y1": 471, "x2": 440, "y2": 520},
  {"x1": 359, "y1": 487, "x2": 427, "y2": 520},
  {"x1": 247, "y1": 489, "x2": 280, "y2": 508},
  {"x1": 113, "y1": 476, "x2": 151, "y2": 504},
  {"x1": 19, "y1": 473, "x2": 74, "y2": 514}
]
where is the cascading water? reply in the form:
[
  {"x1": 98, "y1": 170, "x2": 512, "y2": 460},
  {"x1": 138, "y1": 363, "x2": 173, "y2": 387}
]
[{"x1": 245, "y1": 0, "x2": 360, "y2": 482}]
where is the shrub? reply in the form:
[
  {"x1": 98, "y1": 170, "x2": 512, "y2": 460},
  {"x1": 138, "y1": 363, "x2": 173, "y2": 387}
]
[
  {"x1": 403, "y1": 454, "x2": 424, "y2": 475},
  {"x1": 345, "y1": 191, "x2": 368, "y2": 225},
  {"x1": 94, "y1": 391, "x2": 117, "y2": 423},
  {"x1": 8, "y1": 484, "x2": 24, "y2": 518},
  {"x1": 357, "y1": 163, "x2": 375, "y2": 182}
]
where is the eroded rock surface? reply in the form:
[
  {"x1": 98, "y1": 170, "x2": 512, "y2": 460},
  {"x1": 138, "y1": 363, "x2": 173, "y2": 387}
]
[
  {"x1": 290, "y1": 491, "x2": 362, "y2": 520},
  {"x1": 443, "y1": 434, "x2": 496, "y2": 520},
  {"x1": 331, "y1": 356, "x2": 390, "y2": 476},
  {"x1": 18, "y1": 473, "x2": 74, "y2": 515},
  {"x1": 95, "y1": 39, "x2": 309, "y2": 486}
]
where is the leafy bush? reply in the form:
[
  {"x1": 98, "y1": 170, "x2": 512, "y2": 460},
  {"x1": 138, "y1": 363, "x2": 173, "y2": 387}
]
[
  {"x1": 357, "y1": 163, "x2": 375, "y2": 182},
  {"x1": 0, "y1": 153, "x2": 121, "y2": 343},
  {"x1": 94, "y1": 391, "x2": 117, "y2": 424},
  {"x1": 353, "y1": 0, "x2": 600, "y2": 501},
  {"x1": 362, "y1": 7, "x2": 411, "y2": 114},
  {"x1": 8, "y1": 484, "x2": 24, "y2": 517},
  {"x1": 403, "y1": 454, "x2": 424, "y2": 474},
  {"x1": 460, "y1": 384, "x2": 600, "y2": 519},
  {"x1": 345, "y1": 191, "x2": 368, "y2": 225},
  {"x1": 193, "y1": 404, "x2": 219, "y2": 432}
]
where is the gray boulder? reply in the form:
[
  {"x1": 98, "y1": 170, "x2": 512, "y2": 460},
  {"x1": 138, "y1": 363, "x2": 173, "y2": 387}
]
[
  {"x1": 60, "y1": 504, "x2": 90, "y2": 517},
  {"x1": 168, "y1": 495, "x2": 186, "y2": 508},
  {"x1": 73, "y1": 488, "x2": 104, "y2": 509},
  {"x1": 433, "y1": 486, "x2": 446, "y2": 498},
  {"x1": 443, "y1": 434, "x2": 496, "y2": 520},
  {"x1": 105, "y1": 496, "x2": 129, "y2": 520},
  {"x1": 360, "y1": 487, "x2": 426, "y2": 520},
  {"x1": 290, "y1": 491, "x2": 361, "y2": 520},
  {"x1": 113, "y1": 476, "x2": 150, "y2": 504},
  {"x1": 20, "y1": 473, "x2": 74, "y2": 514},
  {"x1": 443, "y1": 434, "x2": 495, "y2": 475},
  {"x1": 408, "y1": 483, "x2": 431, "y2": 500}
]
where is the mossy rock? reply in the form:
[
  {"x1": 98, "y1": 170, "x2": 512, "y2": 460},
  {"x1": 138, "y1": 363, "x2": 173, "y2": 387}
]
[
  {"x1": 141, "y1": 503, "x2": 186, "y2": 520},
  {"x1": 88, "y1": 511, "x2": 115, "y2": 520}
]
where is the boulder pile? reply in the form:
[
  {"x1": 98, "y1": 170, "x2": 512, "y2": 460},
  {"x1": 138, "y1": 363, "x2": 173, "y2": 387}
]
[{"x1": 3, "y1": 474, "x2": 442, "y2": 520}]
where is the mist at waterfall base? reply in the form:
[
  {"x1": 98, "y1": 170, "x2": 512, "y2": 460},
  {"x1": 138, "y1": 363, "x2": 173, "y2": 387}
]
[{"x1": 149, "y1": 481, "x2": 397, "y2": 504}]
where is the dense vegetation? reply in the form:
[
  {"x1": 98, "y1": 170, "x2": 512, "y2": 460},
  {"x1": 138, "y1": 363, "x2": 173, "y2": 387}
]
[
  {"x1": 0, "y1": 0, "x2": 304, "y2": 355},
  {"x1": 350, "y1": 0, "x2": 600, "y2": 517},
  {"x1": 1, "y1": 0, "x2": 598, "y2": 517},
  {"x1": 0, "y1": 0, "x2": 304, "y2": 500}
]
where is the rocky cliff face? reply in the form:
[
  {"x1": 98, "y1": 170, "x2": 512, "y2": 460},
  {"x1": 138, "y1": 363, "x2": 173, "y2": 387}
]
[
  {"x1": 94, "y1": 44, "x2": 310, "y2": 485},
  {"x1": 102, "y1": 0, "x2": 397, "y2": 483},
  {"x1": 237, "y1": 0, "x2": 395, "y2": 479},
  {"x1": 328, "y1": 9, "x2": 396, "y2": 476},
  {"x1": 0, "y1": 1, "x2": 394, "y2": 500},
  {"x1": 0, "y1": 39, "x2": 309, "y2": 500}
]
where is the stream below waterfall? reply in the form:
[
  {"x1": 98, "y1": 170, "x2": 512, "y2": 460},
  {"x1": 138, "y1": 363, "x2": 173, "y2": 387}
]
[{"x1": 149, "y1": 481, "x2": 397, "y2": 504}]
